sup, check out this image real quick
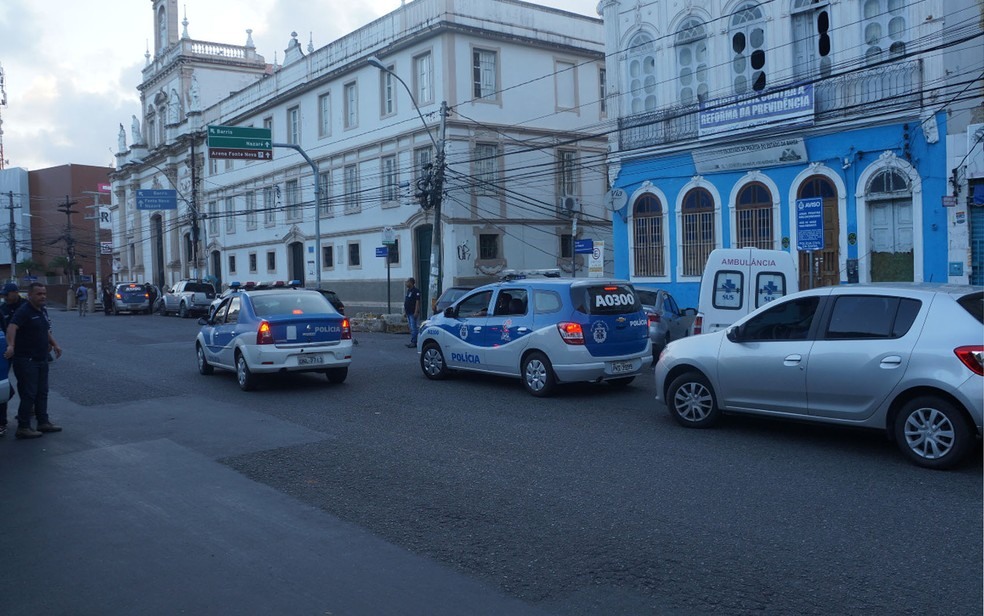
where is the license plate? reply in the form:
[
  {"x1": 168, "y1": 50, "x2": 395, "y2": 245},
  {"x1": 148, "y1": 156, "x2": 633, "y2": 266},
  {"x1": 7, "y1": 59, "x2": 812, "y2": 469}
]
[
  {"x1": 297, "y1": 354, "x2": 325, "y2": 366},
  {"x1": 611, "y1": 360, "x2": 634, "y2": 373}
]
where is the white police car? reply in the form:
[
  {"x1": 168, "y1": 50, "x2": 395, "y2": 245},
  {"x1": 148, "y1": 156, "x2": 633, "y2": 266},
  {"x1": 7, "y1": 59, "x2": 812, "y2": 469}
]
[{"x1": 417, "y1": 278, "x2": 652, "y2": 396}]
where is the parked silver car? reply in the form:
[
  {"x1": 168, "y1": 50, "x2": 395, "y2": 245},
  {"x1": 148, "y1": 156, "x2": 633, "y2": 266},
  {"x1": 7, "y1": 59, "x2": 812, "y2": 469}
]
[
  {"x1": 159, "y1": 280, "x2": 217, "y2": 318},
  {"x1": 653, "y1": 283, "x2": 983, "y2": 470},
  {"x1": 636, "y1": 288, "x2": 695, "y2": 356}
]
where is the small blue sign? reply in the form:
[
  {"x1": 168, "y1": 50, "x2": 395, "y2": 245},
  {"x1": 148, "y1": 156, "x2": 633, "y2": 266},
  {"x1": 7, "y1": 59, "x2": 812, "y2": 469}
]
[
  {"x1": 795, "y1": 197, "x2": 824, "y2": 252},
  {"x1": 136, "y1": 189, "x2": 178, "y2": 211},
  {"x1": 574, "y1": 239, "x2": 594, "y2": 254},
  {"x1": 375, "y1": 246, "x2": 389, "y2": 258}
]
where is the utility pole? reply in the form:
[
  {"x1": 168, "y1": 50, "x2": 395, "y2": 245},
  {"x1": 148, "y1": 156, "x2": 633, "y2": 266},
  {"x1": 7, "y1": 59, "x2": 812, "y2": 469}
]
[
  {"x1": 57, "y1": 195, "x2": 79, "y2": 284},
  {"x1": 190, "y1": 138, "x2": 202, "y2": 279},
  {"x1": 426, "y1": 101, "x2": 449, "y2": 314},
  {"x1": 6, "y1": 190, "x2": 15, "y2": 281},
  {"x1": 83, "y1": 190, "x2": 107, "y2": 296}
]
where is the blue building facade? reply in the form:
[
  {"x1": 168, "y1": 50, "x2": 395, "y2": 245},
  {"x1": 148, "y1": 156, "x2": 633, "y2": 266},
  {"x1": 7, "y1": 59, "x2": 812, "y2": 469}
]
[{"x1": 597, "y1": 0, "x2": 977, "y2": 307}]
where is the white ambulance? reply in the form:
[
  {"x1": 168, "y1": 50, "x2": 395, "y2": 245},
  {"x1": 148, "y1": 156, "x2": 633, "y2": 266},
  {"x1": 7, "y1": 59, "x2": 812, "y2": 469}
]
[{"x1": 691, "y1": 248, "x2": 798, "y2": 335}]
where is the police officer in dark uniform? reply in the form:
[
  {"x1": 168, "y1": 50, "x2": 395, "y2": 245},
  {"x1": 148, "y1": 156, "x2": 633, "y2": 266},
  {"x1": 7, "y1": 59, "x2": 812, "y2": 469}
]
[{"x1": 4, "y1": 282, "x2": 63, "y2": 439}]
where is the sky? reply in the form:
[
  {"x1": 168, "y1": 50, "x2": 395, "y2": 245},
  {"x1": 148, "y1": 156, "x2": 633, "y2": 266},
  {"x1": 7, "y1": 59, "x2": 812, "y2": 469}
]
[{"x1": 0, "y1": 0, "x2": 601, "y2": 172}]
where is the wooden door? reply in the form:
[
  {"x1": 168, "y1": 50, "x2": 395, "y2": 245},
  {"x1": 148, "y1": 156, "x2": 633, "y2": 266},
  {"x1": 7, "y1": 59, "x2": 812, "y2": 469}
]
[{"x1": 797, "y1": 176, "x2": 840, "y2": 289}]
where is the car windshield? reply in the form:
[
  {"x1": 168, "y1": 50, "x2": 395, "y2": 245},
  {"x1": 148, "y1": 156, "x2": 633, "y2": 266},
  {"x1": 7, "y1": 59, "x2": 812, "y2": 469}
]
[
  {"x1": 575, "y1": 284, "x2": 641, "y2": 315},
  {"x1": 250, "y1": 292, "x2": 333, "y2": 316}
]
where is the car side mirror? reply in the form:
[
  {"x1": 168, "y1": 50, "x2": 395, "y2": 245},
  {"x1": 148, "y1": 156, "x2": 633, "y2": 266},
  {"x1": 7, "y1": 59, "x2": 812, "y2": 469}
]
[
  {"x1": 682, "y1": 307, "x2": 697, "y2": 316},
  {"x1": 197, "y1": 317, "x2": 209, "y2": 326},
  {"x1": 726, "y1": 325, "x2": 741, "y2": 343},
  {"x1": 444, "y1": 307, "x2": 454, "y2": 318}
]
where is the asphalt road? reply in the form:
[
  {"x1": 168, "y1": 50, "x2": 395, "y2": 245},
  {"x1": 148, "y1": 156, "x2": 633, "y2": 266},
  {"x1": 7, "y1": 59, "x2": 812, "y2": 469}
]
[{"x1": 1, "y1": 307, "x2": 981, "y2": 615}]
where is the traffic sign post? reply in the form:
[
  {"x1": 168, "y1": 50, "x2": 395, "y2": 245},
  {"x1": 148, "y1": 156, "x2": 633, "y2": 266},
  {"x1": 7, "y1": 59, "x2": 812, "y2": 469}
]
[
  {"x1": 574, "y1": 239, "x2": 594, "y2": 254},
  {"x1": 377, "y1": 246, "x2": 392, "y2": 314},
  {"x1": 207, "y1": 125, "x2": 273, "y2": 160}
]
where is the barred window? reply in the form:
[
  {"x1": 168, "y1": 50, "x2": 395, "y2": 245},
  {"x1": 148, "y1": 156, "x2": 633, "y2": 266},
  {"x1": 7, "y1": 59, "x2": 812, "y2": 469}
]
[
  {"x1": 557, "y1": 150, "x2": 577, "y2": 198},
  {"x1": 474, "y1": 143, "x2": 498, "y2": 195},
  {"x1": 318, "y1": 93, "x2": 331, "y2": 137},
  {"x1": 344, "y1": 164, "x2": 360, "y2": 211},
  {"x1": 264, "y1": 186, "x2": 277, "y2": 226},
  {"x1": 287, "y1": 106, "x2": 300, "y2": 145},
  {"x1": 479, "y1": 234, "x2": 499, "y2": 260},
  {"x1": 245, "y1": 191, "x2": 257, "y2": 230},
  {"x1": 208, "y1": 200, "x2": 218, "y2": 235},
  {"x1": 381, "y1": 155, "x2": 398, "y2": 202},
  {"x1": 285, "y1": 179, "x2": 301, "y2": 221},
  {"x1": 318, "y1": 171, "x2": 331, "y2": 217},
  {"x1": 633, "y1": 194, "x2": 664, "y2": 277},
  {"x1": 736, "y1": 182, "x2": 773, "y2": 249},
  {"x1": 414, "y1": 52, "x2": 434, "y2": 105},
  {"x1": 224, "y1": 197, "x2": 235, "y2": 233},
  {"x1": 681, "y1": 187, "x2": 715, "y2": 276}
]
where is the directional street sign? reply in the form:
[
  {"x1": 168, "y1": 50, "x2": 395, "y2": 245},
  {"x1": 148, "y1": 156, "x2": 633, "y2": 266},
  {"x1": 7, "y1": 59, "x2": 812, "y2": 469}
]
[
  {"x1": 574, "y1": 239, "x2": 594, "y2": 254},
  {"x1": 375, "y1": 246, "x2": 389, "y2": 258},
  {"x1": 207, "y1": 125, "x2": 273, "y2": 160},
  {"x1": 795, "y1": 197, "x2": 824, "y2": 252},
  {"x1": 136, "y1": 189, "x2": 177, "y2": 210}
]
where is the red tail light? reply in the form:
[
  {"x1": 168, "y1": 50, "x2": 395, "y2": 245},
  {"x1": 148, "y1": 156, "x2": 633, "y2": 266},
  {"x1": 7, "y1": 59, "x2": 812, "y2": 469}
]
[
  {"x1": 341, "y1": 318, "x2": 351, "y2": 340},
  {"x1": 647, "y1": 312, "x2": 660, "y2": 325},
  {"x1": 256, "y1": 321, "x2": 274, "y2": 345},
  {"x1": 556, "y1": 322, "x2": 584, "y2": 345},
  {"x1": 954, "y1": 346, "x2": 984, "y2": 376},
  {"x1": 692, "y1": 314, "x2": 703, "y2": 335}
]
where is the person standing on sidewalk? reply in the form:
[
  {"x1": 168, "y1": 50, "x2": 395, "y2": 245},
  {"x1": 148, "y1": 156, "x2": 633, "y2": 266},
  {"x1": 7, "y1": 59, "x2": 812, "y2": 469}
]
[
  {"x1": 75, "y1": 284, "x2": 89, "y2": 316},
  {"x1": 404, "y1": 277, "x2": 421, "y2": 348},
  {"x1": 4, "y1": 282, "x2": 62, "y2": 439},
  {"x1": 0, "y1": 282, "x2": 24, "y2": 438}
]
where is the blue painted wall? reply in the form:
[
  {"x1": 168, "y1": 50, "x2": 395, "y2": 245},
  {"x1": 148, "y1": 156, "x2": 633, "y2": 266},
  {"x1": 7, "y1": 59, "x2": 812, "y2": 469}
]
[{"x1": 612, "y1": 112, "x2": 949, "y2": 308}]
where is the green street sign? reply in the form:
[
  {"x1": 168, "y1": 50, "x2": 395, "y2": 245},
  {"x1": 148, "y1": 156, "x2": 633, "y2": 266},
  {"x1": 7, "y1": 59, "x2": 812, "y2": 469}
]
[{"x1": 207, "y1": 125, "x2": 273, "y2": 159}]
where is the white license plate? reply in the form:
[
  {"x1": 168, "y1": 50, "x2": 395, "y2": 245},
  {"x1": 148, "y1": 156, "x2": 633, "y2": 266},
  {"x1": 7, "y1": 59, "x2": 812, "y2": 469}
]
[
  {"x1": 611, "y1": 360, "x2": 635, "y2": 373},
  {"x1": 297, "y1": 354, "x2": 325, "y2": 366}
]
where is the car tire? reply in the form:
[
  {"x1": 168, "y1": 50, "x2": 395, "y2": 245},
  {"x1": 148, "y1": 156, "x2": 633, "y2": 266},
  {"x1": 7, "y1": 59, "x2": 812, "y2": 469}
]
[
  {"x1": 196, "y1": 344, "x2": 214, "y2": 375},
  {"x1": 608, "y1": 376, "x2": 635, "y2": 388},
  {"x1": 522, "y1": 351, "x2": 556, "y2": 397},
  {"x1": 236, "y1": 352, "x2": 258, "y2": 391},
  {"x1": 420, "y1": 343, "x2": 450, "y2": 380},
  {"x1": 179, "y1": 303, "x2": 189, "y2": 318},
  {"x1": 325, "y1": 367, "x2": 348, "y2": 384},
  {"x1": 666, "y1": 371, "x2": 720, "y2": 428},
  {"x1": 893, "y1": 396, "x2": 973, "y2": 470}
]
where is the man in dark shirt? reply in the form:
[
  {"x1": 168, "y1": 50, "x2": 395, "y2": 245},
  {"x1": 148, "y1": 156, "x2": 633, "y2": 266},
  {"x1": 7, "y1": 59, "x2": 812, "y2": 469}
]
[
  {"x1": 404, "y1": 277, "x2": 421, "y2": 348},
  {"x1": 4, "y1": 282, "x2": 63, "y2": 439},
  {"x1": 0, "y1": 282, "x2": 24, "y2": 437}
]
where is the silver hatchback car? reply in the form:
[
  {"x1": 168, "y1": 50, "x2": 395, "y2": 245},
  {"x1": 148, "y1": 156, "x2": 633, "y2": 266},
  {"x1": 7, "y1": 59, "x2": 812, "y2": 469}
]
[{"x1": 653, "y1": 283, "x2": 983, "y2": 470}]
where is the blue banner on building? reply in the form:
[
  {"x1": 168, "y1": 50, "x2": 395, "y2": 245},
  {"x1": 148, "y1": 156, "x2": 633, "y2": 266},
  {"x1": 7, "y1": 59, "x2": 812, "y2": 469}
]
[{"x1": 699, "y1": 85, "x2": 814, "y2": 137}]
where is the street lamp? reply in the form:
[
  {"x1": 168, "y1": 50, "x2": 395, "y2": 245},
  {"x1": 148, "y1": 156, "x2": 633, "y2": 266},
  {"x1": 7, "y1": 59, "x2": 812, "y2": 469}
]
[
  {"x1": 367, "y1": 55, "x2": 448, "y2": 314},
  {"x1": 128, "y1": 157, "x2": 203, "y2": 280}
]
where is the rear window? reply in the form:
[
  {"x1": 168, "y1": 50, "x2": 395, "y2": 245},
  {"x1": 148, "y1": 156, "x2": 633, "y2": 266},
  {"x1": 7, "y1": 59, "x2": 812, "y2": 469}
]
[
  {"x1": 755, "y1": 272, "x2": 787, "y2": 308},
  {"x1": 576, "y1": 285, "x2": 640, "y2": 315},
  {"x1": 117, "y1": 285, "x2": 145, "y2": 295},
  {"x1": 957, "y1": 291, "x2": 983, "y2": 324},
  {"x1": 636, "y1": 290, "x2": 658, "y2": 306},
  {"x1": 185, "y1": 283, "x2": 215, "y2": 294},
  {"x1": 712, "y1": 271, "x2": 744, "y2": 310},
  {"x1": 249, "y1": 292, "x2": 332, "y2": 316},
  {"x1": 824, "y1": 296, "x2": 922, "y2": 339}
]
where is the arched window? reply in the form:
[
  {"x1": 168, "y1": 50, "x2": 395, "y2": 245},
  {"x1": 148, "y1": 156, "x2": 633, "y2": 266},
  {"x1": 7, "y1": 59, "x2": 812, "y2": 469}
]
[
  {"x1": 866, "y1": 168, "x2": 910, "y2": 195},
  {"x1": 862, "y1": 0, "x2": 907, "y2": 65},
  {"x1": 791, "y1": 0, "x2": 832, "y2": 80},
  {"x1": 627, "y1": 32, "x2": 658, "y2": 113},
  {"x1": 730, "y1": 3, "x2": 767, "y2": 94},
  {"x1": 681, "y1": 187, "x2": 715, "y2": 276},
  {"x1": 736, "y1": 182, "x2": 773, "y2": 249},
  {"x1": 675, "y1": 18, "x2": 709, "y2": 105},
  {"x1": 633, "y1": 194, "x2": 664, "y2": 277}
]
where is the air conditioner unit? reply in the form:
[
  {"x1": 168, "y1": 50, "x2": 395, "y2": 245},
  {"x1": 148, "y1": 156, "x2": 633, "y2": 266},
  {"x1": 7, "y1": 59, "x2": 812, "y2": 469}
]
[{"x1": 559, "y1": 195, "x2": 578, "y2": 216}]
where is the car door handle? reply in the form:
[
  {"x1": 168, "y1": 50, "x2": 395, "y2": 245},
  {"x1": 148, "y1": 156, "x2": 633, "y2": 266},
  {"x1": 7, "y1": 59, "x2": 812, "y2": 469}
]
[
  {"x1": 473, "y1": 327, "x2": 482, "y2": 332},
  {"x1": 783, "y1": 354, "x2": 802, "y2": 366},
  {"x1": 517, "y1": 327, "x2": 530, "y2": 333},
  {"x1": 880, "y1": 355, "x2": 903, "y2": 367}
]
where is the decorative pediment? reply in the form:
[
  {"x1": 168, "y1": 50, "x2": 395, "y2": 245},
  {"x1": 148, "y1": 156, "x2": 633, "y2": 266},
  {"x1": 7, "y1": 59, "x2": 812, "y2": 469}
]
[{"x1": 281, "y1": 224, "x2": 305, "y2": 244}]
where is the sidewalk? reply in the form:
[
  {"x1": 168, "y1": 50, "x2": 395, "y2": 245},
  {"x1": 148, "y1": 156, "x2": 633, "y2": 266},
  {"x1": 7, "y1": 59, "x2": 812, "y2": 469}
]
[{"x1": 0, "y1": 389, "x2": 547, "y2": 616}]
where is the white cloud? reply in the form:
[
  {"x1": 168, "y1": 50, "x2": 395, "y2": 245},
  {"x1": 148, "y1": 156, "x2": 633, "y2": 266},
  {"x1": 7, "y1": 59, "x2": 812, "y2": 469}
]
[{"x1": 0, "y1": 0, "x2": 599, "y2": 170}]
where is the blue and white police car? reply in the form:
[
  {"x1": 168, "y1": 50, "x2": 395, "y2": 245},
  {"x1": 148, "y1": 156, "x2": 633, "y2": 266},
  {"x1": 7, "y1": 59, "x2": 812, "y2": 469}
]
[
  {"x1": 195, "y1": 287, "x2": 352, "y2": 391},
  {"x1": 417, "y1": 277, "x2": 652, "y2": 396}
]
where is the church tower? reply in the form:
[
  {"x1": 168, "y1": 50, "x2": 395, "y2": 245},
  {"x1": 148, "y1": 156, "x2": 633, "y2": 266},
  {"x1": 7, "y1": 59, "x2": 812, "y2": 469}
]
[{"x1": 152, "y1": 0, "x2": 180, "y2": 55}]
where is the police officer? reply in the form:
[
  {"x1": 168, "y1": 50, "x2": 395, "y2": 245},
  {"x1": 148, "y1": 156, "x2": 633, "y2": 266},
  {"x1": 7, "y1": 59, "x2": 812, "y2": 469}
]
[{"x1": 4, "y1": 282, "x2": 63, "y2": 439}]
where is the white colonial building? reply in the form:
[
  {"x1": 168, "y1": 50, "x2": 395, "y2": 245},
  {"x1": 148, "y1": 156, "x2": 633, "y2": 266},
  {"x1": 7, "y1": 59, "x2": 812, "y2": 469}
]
[{"x1": 110, "y1": 0, "x2": 612, "y2": 313}]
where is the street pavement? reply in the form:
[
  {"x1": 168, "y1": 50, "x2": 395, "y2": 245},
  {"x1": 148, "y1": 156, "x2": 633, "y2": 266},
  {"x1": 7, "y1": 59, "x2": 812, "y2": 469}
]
[{"x1": 0, "y1": 311, "x2": 546, "y2": 616}]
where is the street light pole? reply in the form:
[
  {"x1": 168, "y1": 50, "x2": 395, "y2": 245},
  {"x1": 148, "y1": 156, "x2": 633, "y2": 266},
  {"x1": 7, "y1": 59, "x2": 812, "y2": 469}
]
[
  {"x1": 271, "y1": 143, "x2": 321, "y2": 288},
  {"x1": 367, "y1": 56, "x2": 448, "y2": 313}
]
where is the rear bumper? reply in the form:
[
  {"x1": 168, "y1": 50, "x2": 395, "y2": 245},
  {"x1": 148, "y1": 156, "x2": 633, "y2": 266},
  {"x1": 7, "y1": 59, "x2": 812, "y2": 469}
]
[
  {"x1": 552, "y1": 348, "x2": 652, "y2": 383},
  {"x1": 242, "y1": 342, "x2": 353, "y2": 374}
]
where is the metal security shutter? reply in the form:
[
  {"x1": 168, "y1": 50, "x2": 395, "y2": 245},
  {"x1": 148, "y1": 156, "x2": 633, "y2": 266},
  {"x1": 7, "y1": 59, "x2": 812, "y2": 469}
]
[{"x1": 970, "y1": 183, "x2": 984, "y2": 285}]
